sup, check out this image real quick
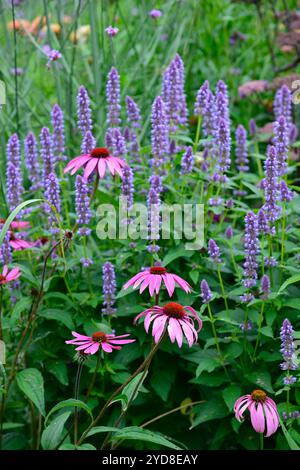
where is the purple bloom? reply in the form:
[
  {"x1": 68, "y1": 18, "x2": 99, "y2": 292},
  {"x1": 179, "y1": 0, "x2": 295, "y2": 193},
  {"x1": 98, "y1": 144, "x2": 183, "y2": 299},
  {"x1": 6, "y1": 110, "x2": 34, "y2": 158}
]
[
  {"x1": 111, "y1": 128, "x2": 127, "y2": 156},
  {"x1": 213, "y1": 117, "x2": 231, "y2": 182},
  {"x1": 6, "y1": 163, "x2": 23, "y2": 214},
  {"x1": 240, "y1": 293, "x2": 255, "y2": 304},
  {"x1": 239, "y1": 320, "x2": 253, "y2": 331},
  {"x1": 274, "y1": 85, "x2": 292, "y2": 127},
  {"x1": 106, "y1": 67, "x2": 121, "y2": 128},
  {"x1": 51, "y1": 104, "x2": 65, "y2": 161},
  {"x1": 215, "y1": 90, "x2": 229, "y2": 125},
  {"x1": 225, "y1": 226, "x2": 233, "y2": 239},
  {"x1": 77, "y1": 86, "x2": 93, "y2": 136},
  {"x1": 242, "y1": 211, "x2": 259, "y2": 288},
  {"x1": 194, "y1": 80, "x2": 210, "y2": 116},
  {"x1": 264, "y1": 256, "x2": 278, "y2": 267},
  {"x1": 151, "y1": 96, "x2": 169, "y2": 169},
  {"x1": 0, "y1": 223, "x2": 12, "y2": 265},
  {"x1": 203, "y1": 89, "x2": 217, "y2": 141},
  {"x1": 125, "y1": 96, "x2": 141, "y2": 128},
  {"x1": 81, "y1": 130, "x2": 96, "y2": 154},
  {"x1": 208, "y1": 239, "x2": 221, "y2": 263},
  {"x1": 249, "y1": 118, "x2": 257, "y2": 137},
  {"x1": 102, "y1": 262, "x2": 116, "y2": 315},
  {"x1": 200, "y1": 279, "x2": 212, "y2": 303},
  {"x1": 162, "y1": 55, "x2": 187, "y2": 129},
  {"x1": 280, "y1": 180, "x2": 293, "y2": 202},
  {"x1": 261, "y1": 274, "x2": 270, "y2": 298},
  {"x1": 174, "y1": 54, "x2": 188, "y2": 126},
  {"x1": 105, "y1": 25, "x2": 119, "y2": 37},
  {"x1": 280, "y1": 319, "x2": 297, "y2": 373},
  {"x1": 7, "y1": 133, "x2": 21, "y2": 167},
  {"x1": 257, "y1": 208, "x2": 269, "y2": 235},
  {"x1": 180, "y1": 146, "x2": 194, "y2": 174},
  {"x1": 273, "y1": 116, "x2": 289, "y2": 176},
  {"x1": 40, "y1": 127, "x2": 55, "y2": 183},
  {"x1": 75, "y1": 175, "x2": 92, "y2": 236},
  {"x1": 44, "y1": 45, "x2": 61, "y2": 69},
  {"x1": 147, "y1": 174, "x2": 162, "y2": 245},
  {"x1": 121, "y1": 166, "x2": 134, "y2": 210},
  {"x1": 24, "y1": 132, "x2": 41, "y2": 190},
  {"x1": 284, "y1": 376, "x2": 297, "y2": 385},
  {"x1": 45, "y1": 173, "x2": 61, "y2": 233},
  {"x1": 149, "y1": 9, "x2": 162, "y2": 18},
  {"x1": 235, "y1": 124, "x2": 249, "y2": 172},
  {"x1": 289, "y1": 124, "x2": 298, "y2": 143},
  {"x1": 80, "y1": 257, "x2": 93, "y2": 269},
  {"x1": 263, "y1": 145, "x2": 281, "y2": 224},
  {"x1": 209, "y1": 197, "x2": 223, "y2": 207}
]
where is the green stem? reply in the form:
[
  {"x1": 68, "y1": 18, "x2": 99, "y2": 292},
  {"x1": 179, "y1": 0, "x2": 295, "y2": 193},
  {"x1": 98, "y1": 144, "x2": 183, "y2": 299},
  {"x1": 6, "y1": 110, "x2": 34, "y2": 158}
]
[
  {"x1": 193, "y1": 116, "x2": 202, "y2": 154},
  {"x1": 217, "y1": 266, "x2": 228, "y2": 313},
  {"x1": 260, "y1": 432, "x2": 264, "y2": 451},
  {"x1": 207, "y1": 303, "x2": 222, "y2": 357},
  {"x1": 74, "y1": 360, "x2": 84, "y2": 445}
]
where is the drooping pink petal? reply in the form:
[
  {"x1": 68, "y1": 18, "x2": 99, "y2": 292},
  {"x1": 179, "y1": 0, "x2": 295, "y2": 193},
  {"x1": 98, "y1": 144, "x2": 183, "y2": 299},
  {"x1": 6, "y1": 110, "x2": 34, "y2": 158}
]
[
  {"x1": 11, "y1": 221, "x2": 30, "y2": 229},
  {"x1": 2, "y1": 266, "x2": 8, "y2": 277},
  {"x1": 101, "y1": 342, "x2": 113, "y2": 353},
  {"x1": 83, "y1": 158, "x2": 98, "y2": 180},
  {"x1": 70, "y1": 155, "x2": 91, "y2": 175},
  {"x1": 84, "y1": 342, "x2": 100, "y2": 354},
  {"x1": 152, "y1": 315, "x2": 167, "y2": 343},
  {"x1": 64, "y1": 155, "x2": 90, "y2": 173},
  {"x1": 263, "y1": 402, "x2": 278, "y2": 437},
  {"x1": 144, "y1": 312, "x2": 160, "y2": 332},
  {"x1": 149, "y1": 275, "x2": 158, "y2": 297},
  {"x1": 154, "y1": 275, "x2": 162, "y2": 294},
  {"x1": 6, "y1": 267, "x2": 21, "y2": 281},
  {"x1": 139, "y1": 275, "x2": 152, "y2": 294},
  {"x1": 180, "y1": 320, "x2": 195, "y2": 347},
  {"x1": 235, "y1": 399, "x2": 252, "y2": 422},
  {"x1": 184, "y1": 306, "x2": 203, "y2": 332},
  {"x1": 167, "y1": 317, "x2": 178, "y2": 343},
  {"x1": 98, "y1": 159, "x2": 107, "y2": 178},
  {"x1": 75, "y1": 342, "x2": 94, "y2": 350},
  {"x1": 114, "y1": 157, "x2": 127, "y2": 168},
  {"x1": 71, "y1": 331, "x2": 92, "y2": 340},
  {"x1": 105, "y1": 157, "x2": 117, "y2": 175},
  {"x1": 172, "y1": 274, "x2": 192, "y2": 293},
  {"x1": 163, "y1": 273, "x2": 175, "y2": 296},
  {"x1": 249, "y1": 402, "x2": 265, "y2": 434},
  {"x1": 108, "y1": 339, "x2": 136, "y2": 345}
]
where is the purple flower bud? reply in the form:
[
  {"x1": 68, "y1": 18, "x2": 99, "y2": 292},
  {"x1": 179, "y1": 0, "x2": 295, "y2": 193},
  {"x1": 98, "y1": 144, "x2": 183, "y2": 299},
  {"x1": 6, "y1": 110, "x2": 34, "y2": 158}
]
[
  {"x1": 249, "y1": 119, "x2": 257, "y2": 136},
  {"x1": 216, "y1": 89, "x2": 229, "y2": 125},
  {"x1": 284, "y1": 376, "x2": 297, "y2": 385},
  {"x1": 76, "y1": 175, "x2": 92, "y2": 236},
  {"x1": 7, "y1": 133, "x2": 21, "y2": 167},
  {"x1": 81, "y1": 130, "x2": 96, "y2": 154},
  {"x1": 147, "y1": 244, "x2": 160, "y2": 253},
  {"x1": 24, "y1": 132, "x2": 41, "y2": 190},
  {"x1": 106, "y1": 67, "x2": 121, "y2": 128},
  {"x1": 289, "y1": 124, "x2": 298, "y2": 143},
  {"x1": 149, "y1": 9, "x2": 162, "y2": 18},
  {"x1": 125, "y1": 96, "x2": 141, "y2": 128},
  {"x1": 273, "y1": 116, "x2": 289, "y2": 176},
  {"x1": 174, "y1": 54, "x2": 188, "y2": 126},
  {"x1": 40, "y1": 127, "x2": 55, "y2": 183},
  {"x1": 151, "y1": 96, "x2": 169, "y2": 168},
  {"x1": 257, "y1": 208, "x2": 269, "y2": 235},
  {"x1": 80, "y1": 257, "x2": 93, "y2": 268},
  {"x1": 208, "y1": 239, "x2": 221, "y2": 263},
  {"x1": 51, "y1": 104, "x2": 65, "y2": 161},
  {"x1": 162, "y1": 55, "x2": 187, "y2": 129},
  {"x1": 0, "y1": 223, "x2": 12, "y2": 264},
  {"x1": 213, "y1": 117, "x2": 231, "y2": 181},
  {"x1": 280, "y1": 318, "x2": 297, "y2": 373},
  {"x1": 209, "y1": 197, "x2": 223, "y2": 207},
  {"x1": 200, "y1": 279, "x2": 212, "y2": 303},
  {"x1": 264, "y1": 256, "x2": 278, "y2": 267},
  {"x1": 180, "y1": 146, "x2": 194, "y2": 174},
  {"x1": 6, "y1": 162, "x2": 23, "y2": 214},
  {"x1": 261, "y1": 274, "x2": 270, "y2": 298},
  {"x1": 105, "y1": 129, "x2": 114, "y2": 151},
  {"x1": 111, "y1": 128, "x2": 127, "y2": 156},
  {"x1": 263, "y1": 145, "x2": 281, "y2": 224},
  {"x1": 225, "y1": 226, "x2": 233, "y2": 239},
  {"x1": 280, "y1": 180, "x2": 293, "y2": 202},
  {"x1": 121, "y1": 166, "x2": 134, "y2": 209},
  {"x1": 105, "y1": 25, "x2": 119, "y2": 37},
  {"x1": 242, "y1": 211, "x2": 259, "y2": 288},
  {"x1": 147, "y1": 174, "x2": 162, "y2": 247},
  {"x1": 45, "y1": 172, "x2": 61, "y2": 233},
  {"x1": 194, "y1": 80, "x2": 210, "y2": 116},
  {"x1": 102, "y1": 262, "x2": 116, "y2": 315},
  {"x1": 274, "y1": 85, "x2": 292, "y2": 126},
  {"x1": 235, "y1": 124, "x2": 249, "y2": 172},
  {"x1": 77, "y1": 85, "x2": 93, "y2": 136},
  {"x1": 239, "y1": 320, "x2": 253, "y2": 331},
  {"x1": 240, "y1": 293, "x2": 254, "y2": 304}
]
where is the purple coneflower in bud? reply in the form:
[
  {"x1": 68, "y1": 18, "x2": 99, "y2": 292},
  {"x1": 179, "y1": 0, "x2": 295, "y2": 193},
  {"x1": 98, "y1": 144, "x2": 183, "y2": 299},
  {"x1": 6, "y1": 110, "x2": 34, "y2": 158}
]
[
  {"x1": 242, "y1": 211, "x2": 259, "y2": 288},
  {"x1": 40, "y1": 127, "x2": 55, "y2": 182},
  {"x1": 274, "y1": 85, "x2": 292, "y2": 127},
  {"x1": 0, "y1": 224, "x2": 12, "y2": 265},
  {"x1": 208, "y1": 239, "x2": 221, "y2": 263},
  {"x1": 75, "y1": 175, "x2": 92, "y2": 236},
  {"x1": 180, "y1": 146, "x2": 194, "y2": 174},
  {"x1": 194, "y1": 80, "x2": 210, "y2": 116},
  {"x1": 273, "y1": 116, "x2": 289, "y2": 176},
  {"x1": 151, "y1": 96, "x2": 169, "y2": 169},
  {"x1": 225, "y1": 226, "x2": 233, "y2": 239},
  {"x1": 24, "y1": 132, "x2": 41, "y2": 190},
  {"x1": 280, "y1": 319, "x2": 297, "y2": 386},
  {"x1": 45, "y1": 173, "x2": 61, "y2": 233},
  {"x1": 147, "y1": 174, "x2": 162, "y2": 246},
  {"x1": 121, "y1": 166, "x2": 134, "y2": 210},
  {"x1": 102, "y1": 262, "x2": 116, "y2": 315},
  {"x1": 213, "y1": 117, "x2": 231, "y2": 182},
  {"x1": 249, "y1": 119, "x2": 257, "y2": 137},
  {"x1": 51, "y1": 104, "x2": 65, "y2": 161},
  {"x1": 261, "y1": 274, "x2": 270, "y2": 299},
  {"x1": 77, "y1": 85, "x2": 93, "y2": 136},
  {"x1": 263, "y1": 145, "x2": 281, "y2": 224},
  {"x1": 200, "y1": 279, "x2": 212, "y2": 303},
  {"x1": 125, "y1": 96, "x2": 141, "y2": 128},
  {"x1": 257, "y1": 207, "x2": 269, "y2": 235},
  {"x1": 105, "y1": 25, "x2": 119, "y2": 37},
  {"x1": 81, "y1": 130, "x2": 96, "y2": 155},
  {"x1": 280, "y1": 180, "x2": 293, "y2": 202},
  {"x1": 106, "y1": 67, "x2": 121, "y2": 128},
  {"x1": 235, "y1": 124, "x2": 249, "y2": 172},
  {"x1": 111, "y1": 128, "x2": 127, "y2": 156},
  {"x1": 6, "y1": 162, "x2": 23, "y2": 214}
]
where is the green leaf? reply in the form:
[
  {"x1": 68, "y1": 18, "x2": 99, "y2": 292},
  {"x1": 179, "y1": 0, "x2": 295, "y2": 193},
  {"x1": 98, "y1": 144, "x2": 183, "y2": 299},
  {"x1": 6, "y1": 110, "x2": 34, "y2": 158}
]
[
  {"x1": 245, "y1": 371, "x2": 274, "y2": 393},
  {"x1": 278, "y1": 274, "x2": 300, "y2": 295},
  {"x1": 86, "y1": 426, "x2": 119, "y2": 437},
  {"x1": 0, "y1": 199, "x2": 42, "y2": 246},
  {"x1": 222, "y1": 385, "x2": 242, "y2": 411},
  {"x1": 195, "y1": 350, "x2": 220, "y2": 377},
  {"x1": 41, "y1": 411, "x2": 71, "y2": 450},
  {"x1": 260, "y1": 325, "x2": 273, "y2": 338},
  {"x1": 151, "y1": 364, "x2": 176, "y2": 401},
  {"x1": 112, "y1": 426, "x2": 183, "y2": 450},
  {"x1": 162, "y1": 246, "x2": 193, "y2": 266},
  {"x1": 121, "y1": 371, "x2": 148, "y2": 411},
  {"x1": 279, "y1": 416, "x2": 300, "y2": 450},
  {"x1": 16, "y1": 368, "x2": 45, "y2": 416},
  {"x1": 59, "y1": 443, "x2": 96, "y2": 450},
  {"x1": 9, "y1": 298, "x2": 32, "y2": 328},
  {"x1": 45, "y1": 399, "x2": 93, "y2": 426},
  {"x1": 190, "y1": 400, "x2": 229, "y2": 429},
  {"x1": 48, "y1": 361, "x2": 69, "y2": 386},
  {"x1": 39, "y1": 309, "x2": 74, "y2": 329},
  {"x1": 2, "y1": 423, "x2": 24, "y2": 430}
]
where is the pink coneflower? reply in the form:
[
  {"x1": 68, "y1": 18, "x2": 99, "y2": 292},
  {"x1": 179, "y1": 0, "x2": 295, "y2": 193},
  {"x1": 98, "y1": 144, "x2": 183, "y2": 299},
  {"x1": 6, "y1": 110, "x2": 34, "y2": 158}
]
[
  {"x1": 0, "y1": 218, "x2": 30, "y2": 230},
  {"x1": 66, "y1": 331, "x2": 135, "y2": 355},
  {"x1": 134, "y1": 302, "x2": 202, "y2": 347},
  {"x1": 9, "y1": 232, "x2": 34, "y2": 251},
  {"x1": 0, "y1": 265, "x2": 21, "y2": 285},
  {"x1": 234, "y1": 390, "x2": 279, "y2": 437},
  {"x1": 64, "y1": 147, "x2": 127, "y2": 181},
  {"x1": 123, "y1": 266, "x2": 192, "y2": 297}
]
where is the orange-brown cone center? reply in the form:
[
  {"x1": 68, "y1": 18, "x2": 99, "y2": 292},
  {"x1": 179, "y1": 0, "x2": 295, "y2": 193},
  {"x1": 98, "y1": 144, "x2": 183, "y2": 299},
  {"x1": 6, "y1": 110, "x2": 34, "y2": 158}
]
[
  {"x1": 90, "y1": 147, "x2": 110, "y2": 158},
  {"x1": 92, "y1": 332, "x2": 107, "y2": 342},
  {"x1": 0, "y1": 275, "x2": 5, "y2": 282},
  {"x1": 251, "y1": 389, "x2": 267, "y2": 402},
  {"x1": 163, "y1": 302, "x2": 186, "y2": 319},
  {"x1": 150, "y1": 266, "x2": 167, "y2": 275}
]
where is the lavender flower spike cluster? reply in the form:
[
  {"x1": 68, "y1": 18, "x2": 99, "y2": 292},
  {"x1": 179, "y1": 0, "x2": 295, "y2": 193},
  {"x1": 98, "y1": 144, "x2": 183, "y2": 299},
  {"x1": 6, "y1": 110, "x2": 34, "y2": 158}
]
[
  {"x1": 125, "y1": 96, "x2": 141, "y2": 128},
  {"x1": 106, "y1": 67, "x2": 121, "y2": 128},
  {"x1": 200, "y1": 279, "x2": 212, "y2": 304},
  {"x1": 280, "y1": 319, "x2": 298, "y2": 385},
  {"x1": 147, "y1": 174, "x2": 162, "y2": 253},
  {"x1": 235, "y1": 124, "x2": 249, "y2": 172},
  {"x1": 242, "y1": 211, "x2": 259, "y2": 288},
  {"x1": 40, "y1": 127, "x2": 55, "y2": 183},
  {"x1": 150, "y1": 96, "x2": 169, "y2": 170},
  {"x1": 274, "y1": 85, "x2": 292, "y2": 127},
  {"x1": 102, "y1": 262, "x2": 116, "y2": 315},
  {"x1": 45, "y1": 173, "x2": 61, "y2": 233},
  {"x1": 6, "y1": 134, "x2": 24, "y2": 215},
  {"x1": 77, "y1": 85, "x2": 93, "y2": 136},
  {"x1": 75, "y1": 175, "x2": 92, "y2": 236},
  {"x1": 51, "y1": 104, "x2": 66, "y2": 161},
  {"x1": 180, "y1": 146, "x2": 194, "y2": 174},
  {"x1": 121, "y1": 166, "x2": 134, "y2": 210},
  {"x1": 24, "y1": 132, "x2": 41, "y2": 190},
  {"x1": 263, "y1": 145, "x2": 281, "y2": 225},
  {"x1": 208, "y1": 239, "x2": 221, "y2": 263},
  {"x1": 162, "y1": 54, "x2": 188, "y2": 129}
]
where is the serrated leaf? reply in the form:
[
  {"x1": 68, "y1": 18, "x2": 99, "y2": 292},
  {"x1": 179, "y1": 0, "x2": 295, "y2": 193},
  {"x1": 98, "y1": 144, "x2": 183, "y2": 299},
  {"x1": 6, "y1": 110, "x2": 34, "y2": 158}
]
[
  {"x1": 41, "y1": 411, "x2": 71, "y2": 450},
  {"x1": 16, "y1": 368, "x2": 45, "y2": 416}
]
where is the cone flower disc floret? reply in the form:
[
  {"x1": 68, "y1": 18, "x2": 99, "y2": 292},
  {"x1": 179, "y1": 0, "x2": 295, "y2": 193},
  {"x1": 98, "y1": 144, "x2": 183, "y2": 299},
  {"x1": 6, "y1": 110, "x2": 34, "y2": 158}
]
[{"x1": 134, "y1": 302, "x2": 202, "y2": 347}]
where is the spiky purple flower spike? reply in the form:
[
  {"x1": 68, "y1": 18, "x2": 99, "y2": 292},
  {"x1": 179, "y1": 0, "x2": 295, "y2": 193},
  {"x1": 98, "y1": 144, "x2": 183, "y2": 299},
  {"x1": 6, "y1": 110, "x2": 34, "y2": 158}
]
[
  {"x1": 280, "y1": 181, "x2": 293, "y2": 202},
  {"x1": 263, "y1": 145, "x2": 281, "y2": 225},
  {"x1": 242, "y1": 211, "x2": 259, "y2": 288},
  {"x1": 261, "y1": 274, "x2": 270, "y2": 299},
  {"x1": 200, "y1": 279, "x2": 212, "y2": 304},
  {"x1": 274, "y1": 85, "x2": 292, "y2": 127},
  {"x1": 257, "y1": 207, "x2": 269, "y2": 235},
  {"x1": 45, "y1": 172, "x2": 61, "y2": 233},
  {"x1": 7, "y1": 133, "x2": 21, "y2": 167},
  {"x1": 6, "y1": 162, "x2": 24, "y2": 214},
  {"x1": 0, "y1": 225, "x2": 12, "y2": 265},
  {"x1": 273, "y1": 116, "x2": 289, "y2": 176},
  {"x1": 208, "y1": 239, "x2": 221, "y2": 263},
  {"x1": 81, "y1": 130, "x2": 96, "y2": 154},
  {"x1": 125, "y1": 96, "x2": 141, "y2": 128},
  {"x1": 249, "y1": 118, "x2": 257, "y2": 137},
  {"x1": 235, "y1": 124, "x2": 249, "y2": 172},
  {"x1": 151, "y1": 96, "x2": 169, "y2": 169},
  {"x1": 174, "y1": 54, "x2": 188, "y2": 126},
  {"x1": 194, "y1": 80, "x2": 210, "y2": 116},
  {"x1": 111, "y1": 128, "x2": 127, "y2": 156},
  {"x1": 162, "y1": 55, "x2": 187, "y2": 129},
  {"x1": 75, "y1": 175, "x2": 92, "y2": 236},
  {"x1": 40, "y1": 127, "x2": 55, "y2": 183},
  {"x1": 121, "y1": 166, "x2": 134, "y2": 210},
  {"x1": 106, "y1": 67, "x2": 121, "y2": 128},
  {"x1": 147, "y1": 174, "x2": 162, "y2": 251},
  {"x1": 216, "y1": 80, "x2": 230, "y2": 122},
  {"x1": 24, "y1": 132, "x2": 41, "y2": 191},
  {"x1": 51, "y1": 104, "x2": 65, "y2": 161},
  {"x1": 77, "y1": 85, "x2": 93, "y2": 136},
  {"x1": 102, "y1": 262, "x2": 116, "y2": 315},
  {"x1": 180, "y1": 146, "x2": 194, "y2": 174},
  {"x1": 213, "y1": 117, "x2": 231, "y2": 182},
  {"x1": 280, "y1": 319, "x2": 297, "y2": 385}
]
